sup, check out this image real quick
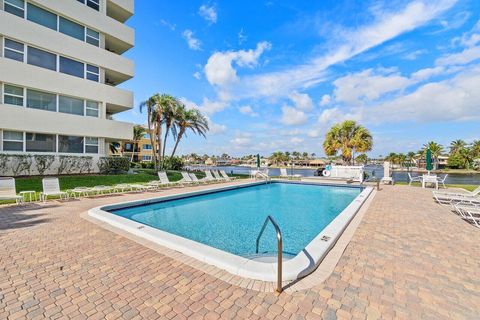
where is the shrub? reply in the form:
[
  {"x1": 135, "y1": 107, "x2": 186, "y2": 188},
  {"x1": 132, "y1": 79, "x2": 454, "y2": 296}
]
[
  {"x1": 10, "y1": 154, "x2": 33, "y2": 176},
  {"x1": 34, "y1": 155, "x2": 55, "y2": 175},
  {"x1": 140, "y1": 161, "x2": 155, "y2": 169},
  {"x1": 162, "y1": 156, "x2": 184, "y2": 171},
  {"x1": 97, "y1": 157, "x2": 130, "y2": 174}
]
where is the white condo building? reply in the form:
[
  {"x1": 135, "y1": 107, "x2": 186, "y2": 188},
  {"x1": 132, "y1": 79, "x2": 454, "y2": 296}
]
[{"x1": 0, "y1": 0, "x2": 134, "y2": 160}]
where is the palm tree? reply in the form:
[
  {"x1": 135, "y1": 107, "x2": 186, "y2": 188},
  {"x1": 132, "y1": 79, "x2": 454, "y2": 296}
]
[
  {"x1": 397, "y1": 153, "x2": 407, "y2": 168},
  {"x1": 356, "y1": 153, "x2": 368, "y2": 165},
  {"x1": 422, "y1": 141, "x2": 444, "y2": 170},
  {"x1": 449, "y1": 139, "x2": 466, "y2": 155},
  {"x1": 131, "y1": 125, "x2": 146, "y2": 162},
  {"x1": 323, "y1": 120, "x2": 373, "y2": 165},
  {"x1": 170, "y1": 106, "x2": 209, "y2": 157},
  {"x1": 471, "y1": 140, "x2": 480, "y2": 158},
  {"x1": 139, "y1": 95, "x2": 160, "y2": 169}
]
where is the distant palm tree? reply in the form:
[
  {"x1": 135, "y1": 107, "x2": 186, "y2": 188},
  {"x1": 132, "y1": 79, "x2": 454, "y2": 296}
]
[
  {"x1": 471, "y1": 140, "x2": 480, "y2": 158},
  {"x1": 131, "y1": 125, "x2": 146, "y2": 162},
  {"x1": 449, "y1": 139, "x2": 466, "y2": 155},
  {"x1": 170, "y1": 105, "x2": 209, "y2": 157},
  {"x1": 139, "y1": 95, "x2": 160, "y2": 169},
  {"x1": 323, "y1": 120, "x2": 373, "y2": 165},
  {"x1": 422, "y1": 141, "x2": 444, "y2": 170}
]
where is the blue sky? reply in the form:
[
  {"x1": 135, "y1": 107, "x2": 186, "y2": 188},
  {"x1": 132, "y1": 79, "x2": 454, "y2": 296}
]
[{"x1": 117, "y1": 0, "x2": 480, "y2": 157}]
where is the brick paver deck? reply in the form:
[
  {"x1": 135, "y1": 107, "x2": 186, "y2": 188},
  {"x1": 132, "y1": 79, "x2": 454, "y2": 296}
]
[{"x1": 1, "y1": 184, "x2": 479, "y2": 319}]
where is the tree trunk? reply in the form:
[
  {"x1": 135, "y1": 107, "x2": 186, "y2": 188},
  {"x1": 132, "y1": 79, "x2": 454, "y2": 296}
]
[
  {"x1": 161, "y1": 125, "x2": 170, "y2": 168},
  {"x1": 157, "y1": 116, "x2": 163, "y2": 170},
  {"x1": 147, "y1": 111, "x2": 157, "y2": 169},
  {"x1": 171, "y1": 130, "x2": 184, "y2": 158}
]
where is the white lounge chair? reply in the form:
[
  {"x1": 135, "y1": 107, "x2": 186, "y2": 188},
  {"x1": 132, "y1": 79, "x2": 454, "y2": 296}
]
[
  {"x1": 433, "y1": 191, "x2": 480, "y2": 205},
  {"x1": 220, "y1": 170, "x2": 237, "y2": 181},
  {"x1": 0, "y1": 177, "x2": 23, "y2": 204},
  {"x1": 180, "y1": 172, "x2": 197, "y2": 185},
  {"x1": 279, "y1": 168, "x2": 301, "y2": 179},
  {"x1": 204, "y1": 170, "x2": 219, "y2": 182},
  {"x1": 434, "y1": 185, "x2": 480, "y2": 198},
  {"x1": 453, "y1": 203, "x2": 480, "y2": 228},
  {"x1": 67, "y1": 187, "x2": 92, "y2": 199},
  {"x1": 158, "y1": 171, "x2": 182, "y2": 187},
  {"x1": 41, "y1": 178, "x2": 68, "y2": 202},
  {"x1": 212, "y1": 170, "x2": 226, "y2": 181},
  {"x1": 436, "y1": 174, "x2": 448, "y2": 189},
  {"x1": 407, "y1": 173, "x2": 422, "y2": 186},
  {"x1": 113, "y1": 184, "x2": 134, "y2": 193}
]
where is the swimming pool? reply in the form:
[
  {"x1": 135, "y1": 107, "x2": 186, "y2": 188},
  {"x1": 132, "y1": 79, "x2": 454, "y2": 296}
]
[{"x1": 89, "y1": 181, "x2": 373, "y2": 281}]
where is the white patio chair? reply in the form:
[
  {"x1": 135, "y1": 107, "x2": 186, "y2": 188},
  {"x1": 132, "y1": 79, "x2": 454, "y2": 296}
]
[
  {"x1": 212, "y1": 170, "x2": 226, "y2": 181},
  {"x1": 407, "y1": 173, "x2": 422, "y2": 186},
  {"x1": 157, "y1": 171, "x2": 182, "y2": 187},
  {"x1": 180, "y1": 172, "x2": 197, "y2": 185},
  {"x1": 204, "y1": 170, "x2": 218, "y2": 182},
  {"x1": 434, "y1": 185, "x2": 480, "y2": 198},
  {"x1": 0, "y1": 177, "x2": 24, "y2": 204},
  {"x1": 41, "y1": 178, "x2": 68, "y2": 202},
  {"x1": 220, "y1": 170, "x2": 237, "y2": 181},
  {"x1": 433, "y1": 191, "x2": 480, "y2": 205},
  {"x1": 453, "y1": 203, "x2": 480, "y2": 228},
  {"x1": 67, "y1": 187, "x2": 92, "y2": 199},
  {"x1": 436, "y1": 174, "x2": 448, "y2": 189}
]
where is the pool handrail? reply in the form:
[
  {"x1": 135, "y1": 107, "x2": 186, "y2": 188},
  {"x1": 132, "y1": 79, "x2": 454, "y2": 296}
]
[{"x1": 255, "y1": 215, "x2": 283, "y2": 293}]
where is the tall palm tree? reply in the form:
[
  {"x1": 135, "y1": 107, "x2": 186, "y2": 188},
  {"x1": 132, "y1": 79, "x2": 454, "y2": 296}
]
[
  {"x1": 449, "y1": 139, "x2": 466, "y2": 155},
  {"x1": 471, "y1": 140, "x2": 480, "y2": 158},
  {"x1": 422, "y1": 141, "x2": 444, "y2": 170},
  {"x1": 323, "y1": 120, "x2": 373, "y2": 165},
  {"x1": 131, "y1": 125, "x2": 146, "y2": 162},
  {"x1": 139, "y1": 95, "x2": 160, "y2": 169},
  {"x1": 170, "y1": 106, "x2": 209, "y2": 157},
  {"x1": 159, "y1": 95, "x2": 180, "y2": 167}
]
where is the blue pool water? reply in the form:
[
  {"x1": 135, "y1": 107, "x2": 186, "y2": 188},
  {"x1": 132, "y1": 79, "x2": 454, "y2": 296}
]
[{"x1": 109, "y1": 182, "x2": 361, "y2": 256}]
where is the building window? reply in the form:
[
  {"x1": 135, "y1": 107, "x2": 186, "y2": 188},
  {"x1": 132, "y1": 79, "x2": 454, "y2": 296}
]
[
  {"x1": 86, "y1": 29, "x2": 100, "y2": 47},
  {"x1": 86, "y1": 65, "x2": 99, "y2": 82},
  {"x1": 143, "y1": 144, "x2": 152, "y2": 150},
  {"x1": 4, "y1": 38, "x2": 25, "y2": 62},
  {"x1": 85, "y1": 101, "x2": 99, "y2": 117},
  {"x1": 27, "y1": 46, "x2": 57, "y2": 71},
  {"x1": 4, "y1": 0, "x2": 25, "y2": 18},
  {"x1": 59, "y1": 96, "x2": 84, "y2": 116},
  {"x1": 26, "y1": 3, "x2": 57, "y2": 31},
  {"x1": 85, "y1": 137, "x2": 98, "y2": 153},
  {"x1": 59, "y1": 56, "x2": 84, "y2": 78},
  {"x1": 3, "y1": 84, "x2": 24, "y2": 106},
  {"x1": 77, "y1": 0, "x2": 100, "y2": 11},
  {"x1": 25, "y1": 132, "x2": 55, "y2": 152},
  {"x1": 142, "y1": 155, "x2": 152, "y2": 161},
  {"x1": 59, "y1": 17, "x2": 85, "y2": 41},
  {"x1": 58, "y1": 135, "x2": 84, "y2": 153},
  {"x1": 2, "y1": 131, "x2": 24, "y2": 151},
  {"x1": 26, "y1": 89, "x2": 56, "y2": 112},
  {"x1": 143, "y1": 134, "x2": 150, "y2": 139}
]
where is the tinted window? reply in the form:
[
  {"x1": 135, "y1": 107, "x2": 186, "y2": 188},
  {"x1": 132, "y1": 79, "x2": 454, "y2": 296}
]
[
  {"x1": 3, "y1": 84, "x2": 24, "y2": 106},
  {"x1": 27, "y1": 47, "x2": 56, "y2": 71},
  {"x1": 86, "y1": 101, "x2": 99, "y2": 117},
  {"x1": 27, "y1": 3, "x2": 57, "y2": 31},
  {"x1": 4, "y1": 0, "x2": 25, "y2": 18},
  {"x1": 4, "y1": 39, "x2": 24, "y2": 62},
  {"x1": 59, "y1": 96, "x2": 84, "y2": 116},
  {"x1": 26, "y1": 133, "x2": 56, "y2": 152},
  {"x1": 86, "y1": 29, "x2": 100, "y2": 46},
  {"x1": 58, "y1": 135, "x2": 84, "y2": 153},
  {"x1": 87, "y1": 0, "x2": 100, "y2": 11},
  {"x1": 2, "y1": 131, "x2": 23, "y2": 151},
  {"x1": 86, "y1": 65, "x2": 99, "y2": 82},
  {"x1": 59, "y1": 57, "x2": 84, "y2": 78},
  {"x1": 59, "y1": 17, "x2": 85, "y2": 41},
  {"x1": 26, "y1": 89, "x2": 57, "y2": 112}
]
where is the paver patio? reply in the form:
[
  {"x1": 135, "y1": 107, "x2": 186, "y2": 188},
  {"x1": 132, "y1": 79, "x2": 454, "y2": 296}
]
[{"x1": 0, "y1": 183, "x2": 479, "y2": 319}]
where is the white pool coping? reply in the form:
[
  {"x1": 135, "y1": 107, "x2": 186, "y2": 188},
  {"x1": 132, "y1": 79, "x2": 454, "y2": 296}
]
[{"x1": 88, "y1": 181, "x2": 373, "y2": 282}]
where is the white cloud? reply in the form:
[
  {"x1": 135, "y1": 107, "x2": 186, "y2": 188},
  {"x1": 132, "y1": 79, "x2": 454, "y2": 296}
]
[
  {"x1": 193, "y1": 71, "x2": 202, "y2": 80},
  {"x1": 238, "y1": 105, "x2": 258, "y2": 117},
  {"x1": 333, "y1": 69, "x2": 411, "y2": 105},
  {"x1": 403, "y1": 49, "x2": 428, "y2": 60},
  {"x1": 435, "y1": 46, "x2": 480, "y2": 66},
  {"x1": 230, "y1": 132, "x2": 252, "y2": 147},
  {"x1": 159, "y1": 19, "x2": 176, "y2": 31},
  {"x1": 307, "y1": 129, "x2": 320, "y2": 138},
  {"x1": 207, "y1": 118, "x2": 227, "y2": 135},
  {"x1": 411, "y1": 66, "x2": 445, "y2": 81},
  {"x1": 288, "y1": 91, "x2": 313, "y2": 111},
  {"x1": 199, "y1": 4, "x2": 217, "y2": 24},
  {"x1": 365, "y1": 64, "x2": 480, "y2": 123},
  {"x1": 204, "y1": 42, "x2": 272, "y2": 86},
  {"x1": 225, "y1": 0, "x2": 457, "y2": 100},
  {"x1": 318, "y1": 107, "x2": 361, "y2": 125},
  {"x1": 200, "y1": 97, "x2": 227, "y2": 115},
  {"x1": 238, "y1": 28, "x2": 247, "y2": 44},
  {"x1": 182, "y1": 29, "x2": 202, "y2": 51},
  {"x1": 319, "y1": 94, "x2": 331, "y2": 106},
  {"x1": 290, "y1": 137, "x2": 304, "y2": 145},
  {"x1": 280, "y1": 105, "x2": 308, "y2": 126}
]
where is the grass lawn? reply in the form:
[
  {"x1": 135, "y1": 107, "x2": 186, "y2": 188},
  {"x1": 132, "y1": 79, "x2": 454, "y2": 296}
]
[{"x1": 0, "y1": 170, "x2": 248, "y2": 205}]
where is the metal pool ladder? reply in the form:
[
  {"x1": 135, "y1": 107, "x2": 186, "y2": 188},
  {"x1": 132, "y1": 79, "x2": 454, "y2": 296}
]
[{"x1": 256, "y1": 215, "x2": 283, "y2": 293}]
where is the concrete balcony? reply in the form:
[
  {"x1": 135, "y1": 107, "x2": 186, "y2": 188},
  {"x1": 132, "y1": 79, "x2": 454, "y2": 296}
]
[
  {"x1": 0, "y1": 104, "x2": 134, "y2": 140},
  {"x1": 0, "y1": 11, "x2": 134, "y2": 81},
  {"x1": 107, "y1": 0, "x2": 134, "y2": 23},
  {"x1": 31, "y1": 0, "x2": 134, "y2": 54},
  {"x1": 0, "y1": 58, "x2": 133, "y2": 113}
]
